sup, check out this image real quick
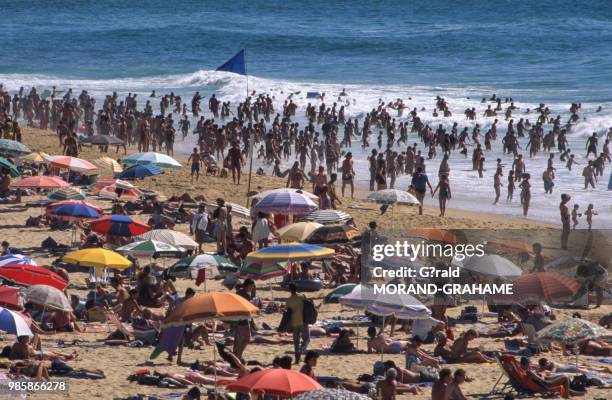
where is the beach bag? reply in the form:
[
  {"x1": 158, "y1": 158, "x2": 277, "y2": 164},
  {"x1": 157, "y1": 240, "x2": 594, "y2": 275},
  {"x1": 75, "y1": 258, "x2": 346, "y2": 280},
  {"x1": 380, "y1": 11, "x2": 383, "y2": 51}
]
[
  {"x1": 302, "y1": 298, "x2": 318, "y2": 325},
  {"x1": 277, "y1": 308, "x2": 292, "y2": 333},
  {"x1": 570, "y1": 374, "x2": 588, "y2": 392}
]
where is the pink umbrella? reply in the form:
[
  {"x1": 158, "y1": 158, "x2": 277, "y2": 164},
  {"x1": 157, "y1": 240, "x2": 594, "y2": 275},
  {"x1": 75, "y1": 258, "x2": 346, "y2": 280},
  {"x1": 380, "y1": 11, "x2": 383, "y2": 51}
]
[{"x1": 11, "y1": 176, "x2": 70, "y2": 189}]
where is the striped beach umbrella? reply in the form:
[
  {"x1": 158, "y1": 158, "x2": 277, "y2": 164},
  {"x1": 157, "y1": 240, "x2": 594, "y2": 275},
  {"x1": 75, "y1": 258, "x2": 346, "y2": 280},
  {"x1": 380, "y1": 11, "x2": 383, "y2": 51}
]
[
  {"x1": 47, "y1": 187, "x2": 86, "y2": 201},
  {"x1": 46, "y1": 156, "x2": 98, "y2": 173},
  {"x1": 0, "y1": 139, "x2": 30, "y2": 155},
  {"x1": 251, "y1": 188, "x2": 319, "y2": 201},
  {"x1": 340, "y1": 284, "x2": 431, "y2": 319},
  {"x1": 0, "y1": 254, "x2": 37, "y2": 267},
  {"x1": 134, "y1": 229, "x2": 198, "y2": 250},
  {"x1": 52, "y1": 203, "x2": 101, "y2": 219},
  {"x1": 304, "y1": 209, "x2": 351, "y2": 225},
  {"x1": 116, "y1": 239, "x2": 183, "y2": 257},
  {"x1": 89, "y1": 215, "x2": 150, "y2": 237},
  {"x1": 99, "y1": 185, "x2": 143, "y2": 201},
  {"x1": 240, "y1": 260, "x2": 289, "y2": 280},
  {"x1": 512, "y1": 272, "x2": 580, "y2": 302},
  {"x1": 10, "y1": 176, "x2": 69, "y2": 189},
  {"x1": 0, "y1": 307, "x2": 32, "y2": 337},
  {"x1": 245, "y1": 243, "x2": 334, "y2": 263},
  {"x1": 92, "y1": 157, "x2": 123, "y2": 173},
  {"x1": 254, "y1": 190, "x2": 318, "y2": 216},
  {"x1": 22, "y1": 151, "x2": 49, "y2": 163},
  {"x1": 168, "y1": 254, "x2": 238, "y2": 278},
  {"x1": 0, "y1": 157, "x2": 20, "y2": 177},
  {"x1": 367, "y1": 189, "x2": 419, "y2": 205},
  {"x1": 121, "y1": 152, "x2": 182, "y2": 169}
]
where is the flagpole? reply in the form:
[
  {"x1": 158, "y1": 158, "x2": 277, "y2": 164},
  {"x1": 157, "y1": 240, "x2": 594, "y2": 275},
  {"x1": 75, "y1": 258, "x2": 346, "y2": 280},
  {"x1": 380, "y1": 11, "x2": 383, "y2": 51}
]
[{"x1": 245, "y1": 48, "x2": 254, "y2": 207}]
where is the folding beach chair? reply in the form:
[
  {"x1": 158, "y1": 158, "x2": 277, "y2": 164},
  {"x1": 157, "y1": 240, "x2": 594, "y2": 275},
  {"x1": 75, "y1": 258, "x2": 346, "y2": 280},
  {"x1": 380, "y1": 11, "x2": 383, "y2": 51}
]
[{"x1": 489, "y1": 354, "x2": 567, "y2": 398}]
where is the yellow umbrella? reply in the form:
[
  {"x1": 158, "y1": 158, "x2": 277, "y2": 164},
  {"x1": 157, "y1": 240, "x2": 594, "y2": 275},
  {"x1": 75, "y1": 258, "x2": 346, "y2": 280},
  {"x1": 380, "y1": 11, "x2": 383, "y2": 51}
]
[
  {"x1": 63, "y1": 248, "x2": 132, "y2": 271},
  {"x1": 276, "y1": 221, "x2": 323, "y2": 242},
  {"x1": 93, "y1": 157, "x2": 123, "y2": 173},
  {"x1": 22, "y1": 151, "x2": 49, "y2": 163}
]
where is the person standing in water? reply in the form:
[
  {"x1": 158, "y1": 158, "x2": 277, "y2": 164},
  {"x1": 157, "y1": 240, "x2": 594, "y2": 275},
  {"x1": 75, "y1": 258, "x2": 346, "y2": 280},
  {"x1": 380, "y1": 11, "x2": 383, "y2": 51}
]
[
  {"x1": 341, "y1": 152, "x2": 355, "y2": 199},
  {"x1": 585, "y1": 204, "x2": 597, "y2": 231},
  {"x1": 519, "y1": 173, "x2": 531, "y2": 217},
  {"x1": 493, "y1": 167, "x2": 503, "y2": 204},
  {"x1": 560, "y1": 193, "x2": 571, "y2": 250},
  {"x1": 411, "y1": 167, "x2": 433, "y2": 216},
  {"x1": 506, "y1": 170, "x2": 515, "y2": 202}
]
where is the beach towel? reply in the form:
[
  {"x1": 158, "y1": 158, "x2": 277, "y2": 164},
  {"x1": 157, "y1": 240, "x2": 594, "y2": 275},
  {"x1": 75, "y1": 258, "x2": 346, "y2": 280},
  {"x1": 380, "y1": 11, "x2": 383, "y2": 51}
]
[
  {"x1": 598, "y1": 358, "x2": 612, "y2": 364},
  {"x1": 150, "y1": 326, "x2": 185, "y2": 359}
]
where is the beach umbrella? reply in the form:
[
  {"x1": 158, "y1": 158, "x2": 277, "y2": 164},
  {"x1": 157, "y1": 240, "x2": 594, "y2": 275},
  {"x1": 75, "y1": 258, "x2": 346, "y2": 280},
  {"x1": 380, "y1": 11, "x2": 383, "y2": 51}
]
[
  {"x1": 89, "y1": 215, "x2": 150, "y2": 237},
  {"x1": 52, "y1": 203, "x2": 101, "y2": 219},
  {"x1": 452, "y1": 254, "x2": 522, "y2": 278},
  {"x1": 167, "y1": 254, "x2": 237, "y2": 278},
  {"x1": 367, "y1": 189, "x2": 419, "y2": 205},
  {"x1": 408, "y1": 228, "x2": 460, "y2": 244},
  {"x1": 46, "y1": 156, "x2": 98, "y2": 173},
  {"x1": 0, "y1": 307, "x2": 32, "y2": 336},
  {"x1": 22, "y1": 151, "x2": 49, "y2": 163},
  {"x1": 512, "y1": 272, "x2": 580, "y2": 302},
  {"x1": 0, "y1": 254, "x2": 37, "y2": 267},
  {"x1": 63, "y1": 248, "x2": 132, "y2": 270},
  {"x1": 47, "y1": 187, "x2": 86, "y2": 201},
  {"x1": 0, "y1": 139, "x2": 30, "y2": 155},
  {"x1": 10, "y1": 176, "x2": 69, "y2": 189},
  {"x1": 121, "y1": 152, "x2": 182, "y2": 169},
  {"x1": 340, "y1": 284, "x2": 431, "y2": 319},
  {"x1": 163, "y1": 292, "x2": 259, "y2": 326},
  {"x1": 225, "y1": 368, "x2": 322, "y2": 397},
  {"x1": 250, "y1": 188, "x2": 319, "y2": 201},
  {"x1": 98, "y1": 185, "x2": 143, "y2": 201},
  {"x1": 88, "y1": 178, "x2": 134, "y2": 193},
  {"x1": 114, "y1": 164, "x2": 161, "y2": 180},
  {"x1": 304, "y1": 209, "x2": 352, "y2": 225},
  {"x1": 277, "y1": 222, "x2": 323, "y2": 242},
  {"x1": 45, "y1": 200, "x2": 102, "y2": 216},
  {"x1": 205, "y1": 201, "x2": 250, "y2": 218},
  {"x1": 543, "y1": 256, "x2": 601, "y2": 279},
  {"x1": 134, "y1": 229, "x2": 198, "y2": 250},
  {"x1": 92, "y1": 157, "x2": 123, "y2": 173},
  {"x1": 293, "y1": 389, "x2": 370, "y2": 400},
  {"x1": 80, "y1": 135, "x2": 124, "y2": 146},
  {"x1": 324, "y1": 283, "x2": 357, "y2": 304},
  {"x1": 306, "y1": 224, "x2": 362, "y2": 244},
  {"x1": 537, "y1": 318, "x2": 611, "y2": 344},
  {"x1": 240, "y1": 260, "x2": 288, "y2": 280},
  {"x1": 0, "y1": 264, "x2": 68, "y2": 290},
  {"x1": 0, "y1": 286, "x2": 21, "y2": 309},
  {"x1": 0, "y1": 157, "x2": 20, "y2": 177},
  {"x1": 245, "y1": 243, "x2": 335, "y2": 263},
  {"x1": 253, "y1": 190, "x2": 318, "y2": 216},
  {"x1": 116, "y1": 239, "x2": 183, "y2": 258},
  {"x1": 24, "y1": 285, "x2": 72, "y2": 312}
]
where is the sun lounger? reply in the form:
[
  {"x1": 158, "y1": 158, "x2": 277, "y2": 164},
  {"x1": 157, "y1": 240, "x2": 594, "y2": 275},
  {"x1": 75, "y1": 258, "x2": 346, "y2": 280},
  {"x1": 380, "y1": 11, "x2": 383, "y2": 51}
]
[{"x1": 489, "y1": 354, "x2": 567, "y2": 397}]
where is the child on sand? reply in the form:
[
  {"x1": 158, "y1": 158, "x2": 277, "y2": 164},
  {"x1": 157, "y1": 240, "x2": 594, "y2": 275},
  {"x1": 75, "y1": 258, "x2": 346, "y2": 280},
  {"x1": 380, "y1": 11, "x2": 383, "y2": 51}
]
[
  {"x1": 585, "y1": 204, "x2": 597, "y2": 231},
  {"x1": 571, "y1": 204, "x2": 581, "y2": 230}
]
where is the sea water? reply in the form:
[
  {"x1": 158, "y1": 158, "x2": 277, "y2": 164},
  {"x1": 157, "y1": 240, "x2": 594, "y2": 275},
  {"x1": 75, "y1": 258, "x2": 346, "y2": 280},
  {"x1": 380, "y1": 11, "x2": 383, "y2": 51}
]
[{"x1": 1, "y1": 1, "x2": 610, "y2": 225}]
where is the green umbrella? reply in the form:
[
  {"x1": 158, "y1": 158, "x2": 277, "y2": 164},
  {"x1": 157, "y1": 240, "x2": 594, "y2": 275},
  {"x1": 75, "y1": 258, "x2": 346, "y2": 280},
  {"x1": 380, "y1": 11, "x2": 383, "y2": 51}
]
[
  {"x1": 0, "y1": 157, "x2": 20, "y2": 177},
  {"x1": 167, "y1": 254, "x2": 237, "y2": 278},
  {"x1": 324, "y1": 283, "x2": 357, "y2": 304},
  {"x1": 0, "y1": 139, "x2": 31, "y2": 155},
  {"x1": 116, "y1": 239, "x2": 183, "y2": 258},
  {"x1": 240, "y1": 260, "x2": 288, "y2": 281},
  {"x1": 537, "y1": 318, "x2": 611, "y2": 344}
]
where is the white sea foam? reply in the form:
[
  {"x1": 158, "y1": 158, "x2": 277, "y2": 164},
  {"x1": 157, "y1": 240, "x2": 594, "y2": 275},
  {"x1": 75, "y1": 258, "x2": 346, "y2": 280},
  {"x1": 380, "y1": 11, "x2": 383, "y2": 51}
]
[{"x1": 1, "y1": 70, "x2": 610, "y2": 226}]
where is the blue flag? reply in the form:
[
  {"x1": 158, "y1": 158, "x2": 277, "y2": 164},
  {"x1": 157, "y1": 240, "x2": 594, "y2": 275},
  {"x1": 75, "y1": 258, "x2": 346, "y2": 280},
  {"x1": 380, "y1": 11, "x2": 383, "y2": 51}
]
[{"x1": 216, "y1": 49, "x2": 246, "y2": 75}]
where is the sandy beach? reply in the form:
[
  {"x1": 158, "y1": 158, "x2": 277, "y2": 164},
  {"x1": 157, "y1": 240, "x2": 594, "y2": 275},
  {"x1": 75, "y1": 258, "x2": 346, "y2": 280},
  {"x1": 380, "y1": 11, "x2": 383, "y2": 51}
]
[{"x1": 0, "y1": 126, "x2": 606, "y2": 399}]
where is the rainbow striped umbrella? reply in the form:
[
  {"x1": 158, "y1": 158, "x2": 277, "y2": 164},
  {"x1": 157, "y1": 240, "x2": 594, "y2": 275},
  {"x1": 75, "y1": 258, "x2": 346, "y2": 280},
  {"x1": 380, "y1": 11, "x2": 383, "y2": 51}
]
[
  {"x1": 245, "y1": 243, "x2": 334, "y2": 263},
  {"x1": 240, "y1": 260, "x2": 289, "y2": 280}
]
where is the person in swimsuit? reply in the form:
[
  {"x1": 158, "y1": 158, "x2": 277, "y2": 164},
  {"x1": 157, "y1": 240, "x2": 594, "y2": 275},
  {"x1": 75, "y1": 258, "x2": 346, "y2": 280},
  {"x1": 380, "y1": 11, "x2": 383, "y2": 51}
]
[
  {"x1": 444, "y1": 369, "x2": 467, "y2": 400},
  {"x1": 519, "y1": 173, "x2": 531, "y2": 216},
  {"x1": 411, "y1": 167, "x2": 433, "y2": 215},
  {"x1": 341, "y1": 152, "x2": 355, "y2": 198},
  {"x1": 366, "y1": 327, "x2": 407, "y2": 354},
  {"x1": 432, "y1": 174, "x2": 451, "y2": 217},
  {"x1": 559, "y1": 193, "x2": 571, "y2": 250},
  {"x1": 226, "y1": 141, "x2": 244, "y2": 184},
  {"x1": 286, "y1": 162, "x2": 307, "y2": 189},
  {"x1": 187, "y1": 147, "x2": 202, "y2": 183}
]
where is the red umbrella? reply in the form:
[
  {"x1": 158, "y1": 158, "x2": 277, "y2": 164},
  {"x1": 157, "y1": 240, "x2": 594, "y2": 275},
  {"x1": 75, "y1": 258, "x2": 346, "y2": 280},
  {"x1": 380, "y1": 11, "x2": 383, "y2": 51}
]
[
  {"x1": 513, "y1": 272, "x2": 580, "y2": 302},
  {"x1": 10, "y1": 176, "x2": 70, "y2": 189},
  {"x1": 90, "y1": 215, "x2": 150, "y2": 237},
  {"x1": 0, "y1": 286, "x2": 20, "y2": 309},
  {"x1": 0, "y1": 265, "x2": 68, "y2": 291},
  {"x1": 224, "y1": 368, "x2": 322, "y2": 397}
]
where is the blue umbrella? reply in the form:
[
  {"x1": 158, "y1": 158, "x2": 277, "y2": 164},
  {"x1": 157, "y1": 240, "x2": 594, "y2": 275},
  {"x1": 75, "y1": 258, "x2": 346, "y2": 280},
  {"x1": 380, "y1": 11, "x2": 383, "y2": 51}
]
[
  {"x1": 0, "y1": 307, "x2": 32, "y2": 336},
  {"x1": 52, "y1": 203, "x2": 101, "y2": 219},
  {"x1": 115, "y1": 164, "x2": 161, "y2": 180}
]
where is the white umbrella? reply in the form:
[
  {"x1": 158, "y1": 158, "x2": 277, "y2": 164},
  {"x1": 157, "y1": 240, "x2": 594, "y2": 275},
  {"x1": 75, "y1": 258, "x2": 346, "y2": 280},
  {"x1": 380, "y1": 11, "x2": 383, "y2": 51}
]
[
  {"x1": 116, "y1": 240, "x2": 183, "y2": 257},
  {"x1": 367, "y1": 189, "x2": 420, "y2": 205},
  {"x1": 452, "y1": 254, "x2": 522, "y2": 278},
  {"x1": 340, "y1": 284, "x2": 430, "y2": 319},
  {"x1": 0, "y1": 307, "x2": 32, "y2": 337},
  {"x1": 250, "y1": 188, "x2": 318, "y2": 200},
  {"x1": 25, "y1": 285, "x2": 72, "y2": 311},
  {"x1": 134, "y1": 229, "x2": 198, "y2": 250},
  {"x1": 0, "y1": 254, "x2": 37, "y2": 267}
]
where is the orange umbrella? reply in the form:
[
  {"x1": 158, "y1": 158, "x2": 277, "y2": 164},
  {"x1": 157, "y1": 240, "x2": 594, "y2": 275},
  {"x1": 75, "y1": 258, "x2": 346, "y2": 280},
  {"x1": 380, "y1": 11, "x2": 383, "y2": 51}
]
[
  {"x1": 10, "y1": 176, "x2": 69, "y2": 189},
  {"x1": 225, "y1": 368, "x2": 322, "y2": 397},
  {"x1": 163, "y1": 292, "x2": 259, "y2": 326},
  {"x1": 513, "y1": 272, "x2": 580, "y2": 302},
  {"x1": 408, "y1": 228, "x2": 459, "y2": 244}
]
